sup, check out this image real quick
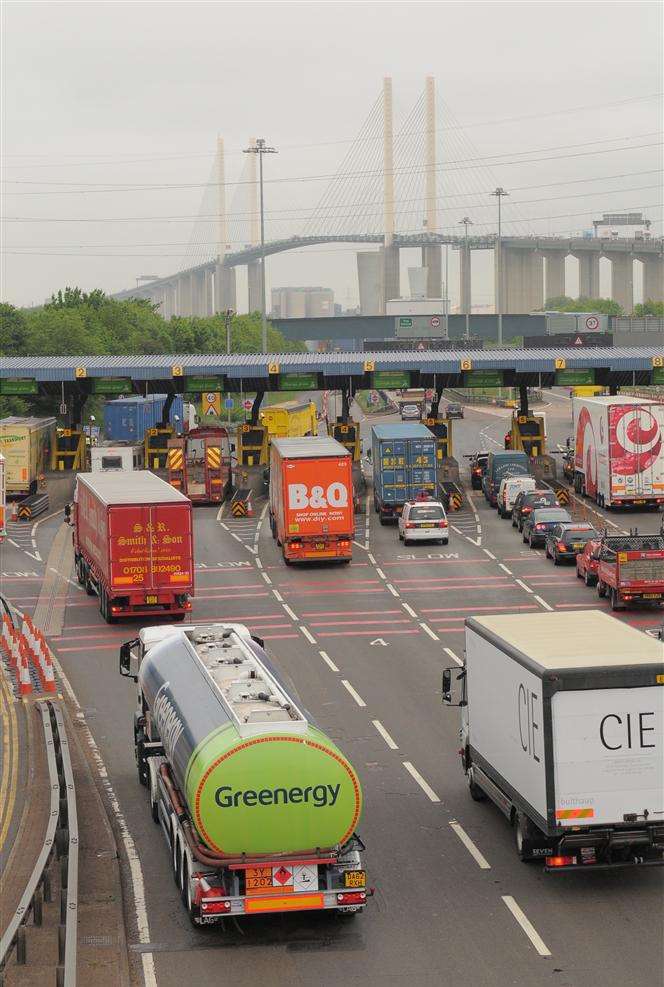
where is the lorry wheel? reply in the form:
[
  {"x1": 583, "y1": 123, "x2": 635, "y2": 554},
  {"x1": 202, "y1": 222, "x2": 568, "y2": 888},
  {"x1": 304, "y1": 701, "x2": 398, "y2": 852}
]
[
  {"x1": 181, "y1": 858, "x2": 203, "y2": 927},
  {"x1": 514, "y1": 813, "x2": 536, "y2": 862},
  {"x1": 610, "y1": 588, "x2": 621, "y2": 611},
  {"x1": 597, "y1": 581, "x2": 607, "y2": 598},
  {"x1": 150, "y1": 786, "x2": 159, "y2": 823},
  {"x1": 585, "y1": 571, "x2": 595, "y2": 587},
  {"x1": 467, "y1": 770, "x2": 486, "y2": 802},
  {"x1": 576, "y1": 565, "x2": 582, "y2": 579},
  {"x1": 84, "y1": 567, "x2": 95, "y2": 596},
  {"x1": 553, "y1": 553, "x2": 560, "y2": 566}
]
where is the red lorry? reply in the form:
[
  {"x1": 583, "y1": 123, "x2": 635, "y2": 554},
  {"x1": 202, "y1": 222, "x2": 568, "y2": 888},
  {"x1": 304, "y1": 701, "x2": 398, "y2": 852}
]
[
  {"x1": 596, "y1": 532, "x2": 664, "y2": 611},
  {"x1": 269, "y1": 437, "x2": 354, "y2": 564},
  {"x1": 73, "y1": 471, "x2": 194, "y2": 622},
  {"x1": 166, "y1": 426, "x2": 231, "y2": 504}
]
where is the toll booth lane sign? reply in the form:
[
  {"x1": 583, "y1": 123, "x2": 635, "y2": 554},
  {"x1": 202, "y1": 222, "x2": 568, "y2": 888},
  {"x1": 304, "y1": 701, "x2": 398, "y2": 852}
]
[{"x1": 202, "y1": 392, "x2": 222, "y2": 416}]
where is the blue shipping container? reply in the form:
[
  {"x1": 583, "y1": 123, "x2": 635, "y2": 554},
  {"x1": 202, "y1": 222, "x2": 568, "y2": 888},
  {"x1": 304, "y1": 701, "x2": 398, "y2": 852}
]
[
  {"x1": 372, "y1": 423, "x2": 438, "y2": 513},
  {"x1": 103, "y1": 394, "x2": 184, "y2": 442}
]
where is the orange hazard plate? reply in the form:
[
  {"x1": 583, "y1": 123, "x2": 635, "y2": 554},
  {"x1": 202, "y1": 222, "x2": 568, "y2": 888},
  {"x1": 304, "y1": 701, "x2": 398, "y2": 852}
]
[{"x1": 244, "y1": 893, "x2": 324, "y2": 914}]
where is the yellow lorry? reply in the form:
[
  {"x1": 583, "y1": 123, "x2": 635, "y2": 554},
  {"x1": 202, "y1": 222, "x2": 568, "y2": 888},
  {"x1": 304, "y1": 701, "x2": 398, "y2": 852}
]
[
  {"x1": 0, "y1": 417, "x2": 56, "y2": 496},
  {"x1": 259, "y1": 400, "x2": 318, "y2": 439}
]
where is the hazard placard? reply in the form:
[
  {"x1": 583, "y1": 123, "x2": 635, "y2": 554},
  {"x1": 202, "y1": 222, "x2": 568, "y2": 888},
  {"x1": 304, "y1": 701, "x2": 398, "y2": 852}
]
[
  {"x1": 293, "y1": 864, "x2": 318, "y2": 892},
  {"x1": 202, "y1": 391, "x2": 221, "y2": 416}
]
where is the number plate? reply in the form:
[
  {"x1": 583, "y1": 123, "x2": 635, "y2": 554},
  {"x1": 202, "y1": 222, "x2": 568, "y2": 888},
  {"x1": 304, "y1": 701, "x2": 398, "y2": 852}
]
[
  {"x1": 572, "y1": 544, "x2": 584, "y2": 550},
  {"x1": 145, "y1": 595, "x2": 158, "y2": 604},
  {"x1": 343, "y1": 870, "x2": 366, "y2": 888},
  {"x1": 245, "y1": 866, "x2": 273, "y2": 892},
  {"x1": 315, "y1": 542, "x2": 325, "y2": 550},
  {"x1": 634, "y1": 499, "x2": 646, "y2": 505},
  {"x1": 421, "y1": 522, "x2": 434, "y2": 528},
  {"x1": 643, "y1": 593, "x2": 661, "y2": 599}
]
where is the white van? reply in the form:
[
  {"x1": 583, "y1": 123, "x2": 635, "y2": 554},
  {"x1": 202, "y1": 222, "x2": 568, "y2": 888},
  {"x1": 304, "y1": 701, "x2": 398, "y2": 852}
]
[{"x1": 497, "y1": 475, "x2": 536, "y2": 519}]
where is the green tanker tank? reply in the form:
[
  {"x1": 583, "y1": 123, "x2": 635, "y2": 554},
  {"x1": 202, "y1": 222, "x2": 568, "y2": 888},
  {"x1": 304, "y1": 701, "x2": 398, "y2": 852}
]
[{"x1": 138, "y1": 623, "x2": 363, "y2": 856}]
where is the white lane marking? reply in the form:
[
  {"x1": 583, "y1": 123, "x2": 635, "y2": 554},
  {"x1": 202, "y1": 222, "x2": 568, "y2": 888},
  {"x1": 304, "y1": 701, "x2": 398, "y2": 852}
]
[
  {"x1": 375, "y1": 567, "x2": 387, "y2": 580},
  {"x1": 41, "y1": 632, "x2": 158, "y2": 984},
  {"x1": 300, "y1": 625, "x2": 317, "y2": 644},
  {"x1": 402, "y1": 602, "x2": 418, "y2": 618},
  {"x1": 24, "y1": 551, "x2": 41, "y2": 562},
  {"x1": 30, "y1": 524, "x2": 37, "y2": 537},
  {"x1": 420, "y1": 622, "x2": 440, "y2": 641},
  {"x1": 255, "y1": 557, "x2": 263, "y2": 569},
  {"x1": 501, "y1": 896, "x2": 552, "y2": 957},
  {"x1": 341, "y1": 680, "x2": 367, "y2": 707},
  {"x1": 319, "y1": 650, "x2": 339, "y2": 672},
  {"x1": 466, "y1": 535, "x2": 482, "y2": 546},
  {"x1": 534, "y1": 595, "x2": 554, "y2": 611},
  {"x1": 219, "y1": 521, "x2": 229, "y2": 531},
  {"x1": 272, "y1": 589, "x2": 284, "y2": 602},
  {"x1": 282, "y1": 604, "x2": 298, "y2": 621},
  {"x1": 368, "y1": 553, "x2": 377, "y2": 565},
  {"x1": 477, "y1": 524, "x2": 482, "y2": 533},
  {"x1": 483, "y1": 549, "x2": 496, "y2": 560},
  {"x1": 261, "y1": 571, "x2": 272, "y2": 585},
  {"x1": 449, "y1": 820, "x2": 491, "y2": 869},
  {"x1": 231, "y1": 532, "x2": 243, "y2": 543},
  {"x1": 353, "y1": 540, "x2": 368, "y2": 551},
  {"x1": 402, "y1": 761, "x2": 441, "y2": 803},
  {"x1": 48, "y1": 566, "x2": 82, "y2": 591},
  {"x1": 444, "y1": 647, "x2": 464, "y2": 666},
  {"x1": 499, "y1": 563, "x2": 513, "y2": 574},
  {"x1": 8, "y1": 539, "x2": 21, "y2": 549},
  {"x1": 372, "y1": 719, "x2": 399, "y2": 750},
  {"x1": 386, "y1": 583, "x2": 400, "y2": 597},
  {"x1": 515, "y1": 578, "x2": 534, "y2": 594},
  {"x1": 450, "y1": 525, "x2": 463, "y2": 535}
]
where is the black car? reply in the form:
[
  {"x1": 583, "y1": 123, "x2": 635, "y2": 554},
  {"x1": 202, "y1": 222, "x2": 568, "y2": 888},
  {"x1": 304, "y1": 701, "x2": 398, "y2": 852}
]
[
  {"x1": 522, "y1": 507, "x2": 572, "y2": 548},
  {"x1": 469, "y1": 451, "x2": 489, "y2": 490},
  {"x1": 544, "y1": 523, "x2": 597, "y2": 565},
  {"x1": 446, "y1": 403, "x2": 464, "y2": 419},
  {"x1": 512, "y1": 488, "x2": 559, "y2": 532}
]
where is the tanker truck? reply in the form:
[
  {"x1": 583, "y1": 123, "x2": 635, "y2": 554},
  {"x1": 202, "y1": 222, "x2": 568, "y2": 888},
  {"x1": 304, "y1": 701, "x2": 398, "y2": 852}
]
[{"x1": 119, "y1": 622, "x2": 368, "y2": 924}]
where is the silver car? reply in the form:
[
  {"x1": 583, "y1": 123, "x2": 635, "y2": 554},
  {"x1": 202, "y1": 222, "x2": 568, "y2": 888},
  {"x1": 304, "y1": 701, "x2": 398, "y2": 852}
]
[{"x1": 398, "y1": 501, "x2": 449, "y2": 545}]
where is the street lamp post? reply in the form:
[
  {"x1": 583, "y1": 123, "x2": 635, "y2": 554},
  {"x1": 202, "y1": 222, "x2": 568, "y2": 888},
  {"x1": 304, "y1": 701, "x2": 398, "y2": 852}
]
[
  {"x1": 243, "y1": 138, "x2": 278, "y2": 352},
  {"x1": 459, "y1": 216, "x2": 473, "y2": 339},
  {"x1": 490, "y1": 187, "x2": 509, "y2": 346}
]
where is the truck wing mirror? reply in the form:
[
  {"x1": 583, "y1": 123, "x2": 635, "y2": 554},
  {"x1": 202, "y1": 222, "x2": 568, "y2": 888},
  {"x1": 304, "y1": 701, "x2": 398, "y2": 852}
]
[
  {"x1": 442, "y1": 668, "x2": 452, "y2": 703},
  {"x1": 119, "y1": 638, "x2": 140, "y2": 681}
]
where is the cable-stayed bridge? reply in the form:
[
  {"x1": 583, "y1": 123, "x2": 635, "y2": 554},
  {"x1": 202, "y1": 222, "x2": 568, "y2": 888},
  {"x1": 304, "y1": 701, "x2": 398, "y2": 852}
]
[{"x1": 113, "y1": 78, "x2": 663, "y2": 318}]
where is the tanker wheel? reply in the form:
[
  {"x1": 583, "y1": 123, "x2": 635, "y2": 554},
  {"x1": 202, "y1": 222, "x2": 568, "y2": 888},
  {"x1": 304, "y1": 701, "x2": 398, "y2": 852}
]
[
  {"x1": 150, "y1": 785, "x2": 159, "y2": 823},
  {"x1": 181, "y1": 858, "x2": 203, "y2": 927}
]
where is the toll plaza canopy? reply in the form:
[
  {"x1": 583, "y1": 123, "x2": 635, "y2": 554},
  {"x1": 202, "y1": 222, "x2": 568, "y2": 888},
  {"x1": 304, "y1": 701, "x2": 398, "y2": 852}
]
[{"x1": 2, "y1": 346, "x2": 664, "y2": 394}]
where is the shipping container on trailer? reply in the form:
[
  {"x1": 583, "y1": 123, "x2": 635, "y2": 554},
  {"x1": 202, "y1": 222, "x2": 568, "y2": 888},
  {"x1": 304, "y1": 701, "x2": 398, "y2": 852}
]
[
  {"x1": 442, "y1": 610, "x2": 664, "y2": 871},
  {"x1": 371, "y1": 423, "x2": 437, "y2": 522},
  {"x1": 119, "y1": 622, "x2": 368, "y2": 924},
  {"x1": 269, "y1": 437, "x2": 354, "y2": 563},
  {"x1": 573, "y1": 396, "x2": 664, "y2": 508},
  {"x1": 73, "y1": 470, "x2": 194, "y2": 622},
  {"x1": 103, "y1": 394, "x2": 185, "y2": 443},
  {"x1": 0, "y1": 417, "x2": 56, "y2": 496}
]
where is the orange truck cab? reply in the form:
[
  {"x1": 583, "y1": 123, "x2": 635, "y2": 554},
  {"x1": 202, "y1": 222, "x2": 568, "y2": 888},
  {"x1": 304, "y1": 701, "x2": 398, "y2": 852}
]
[{"x1": 269, "y1": 437, "x2": 354, "y2": 564}]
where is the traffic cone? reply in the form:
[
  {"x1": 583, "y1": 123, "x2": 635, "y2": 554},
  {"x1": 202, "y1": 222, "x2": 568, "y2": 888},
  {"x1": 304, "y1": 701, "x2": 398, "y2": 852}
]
[
  {"x1": 18, "y1": 642, "x2": 32, "y2": 696},
  {"x1": 35, "y1": 630, "x2": 57, "y2": 693},
  {"x1": 246, "y1": 495, "x2": 254, "y2": 517},
  {"x1": 1, "y1": 616, "x2": 13, "y2": 658}
]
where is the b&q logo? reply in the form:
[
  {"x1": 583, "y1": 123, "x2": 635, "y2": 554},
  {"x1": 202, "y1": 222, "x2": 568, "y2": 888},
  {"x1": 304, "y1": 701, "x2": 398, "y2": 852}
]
[{"x1": 288, "y1": 481, "x2": 348, "y2": 510}]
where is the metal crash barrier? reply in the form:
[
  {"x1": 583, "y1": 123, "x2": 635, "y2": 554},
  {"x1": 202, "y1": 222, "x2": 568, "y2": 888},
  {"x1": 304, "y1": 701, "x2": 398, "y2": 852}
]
[
  {"x1": 328, "y1": 421, "x2": 361, "y2": 461},
  {"x1": 16, "y1": 492, "x2": 49, "y2": 520},
  {"x1": 144, "y1": 426, "x2": 174, "y2": 470}
]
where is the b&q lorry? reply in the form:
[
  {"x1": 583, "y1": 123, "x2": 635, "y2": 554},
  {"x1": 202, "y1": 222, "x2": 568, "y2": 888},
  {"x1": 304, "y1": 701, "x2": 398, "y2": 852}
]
[
  {"x1": 0, "y1": 417, "x2": 56, "y2": 496},
  {"x1": 269, "y1": 437, "x2": 354, "y2": 563},
  {"x1": 573, "y1": 396, "x2": 664, "y2": 508},
  {"x1": 596, "y1": 533, "x2": 664, "y2": 611},
  {"x1": 443, "y1": 610, "x2": 664, "y2": 871},
  {"x1": 372, "y1": 423, "x2": 437, "y2": 522},
  {"x1": 72, "y1": 471, "x2": 194, "y2": 623},
  {"x1": 119, "y1": 621, "x2": 368, "y2": 924}
]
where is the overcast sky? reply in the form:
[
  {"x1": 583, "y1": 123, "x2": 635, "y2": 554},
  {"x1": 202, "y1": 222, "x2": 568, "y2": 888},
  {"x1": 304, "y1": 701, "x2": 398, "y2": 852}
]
[{"x1": 2, "y1": 0, "x2": 662, "y2": 310}]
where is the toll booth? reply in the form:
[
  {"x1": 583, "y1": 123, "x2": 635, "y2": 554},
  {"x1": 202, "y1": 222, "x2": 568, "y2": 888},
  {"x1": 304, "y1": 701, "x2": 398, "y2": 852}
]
[
  {"x1": 236, "y1": 423, "x2": 268, "y2": 466},
  {"x1": 509, "y1": 412, "x2": 547, "y2": 458},
  {"x1": 54, "y1": 428, "x2": 85, "y2": 471},
  {"x1": 327, "y1": 421, "x2": 361, "y2": 462},
  {"x1": 422, "y1": 417, "x2": 453, "y2": 462},
  {"x1": 144, "y1": 426, "x2": 174, "y2": 470}
]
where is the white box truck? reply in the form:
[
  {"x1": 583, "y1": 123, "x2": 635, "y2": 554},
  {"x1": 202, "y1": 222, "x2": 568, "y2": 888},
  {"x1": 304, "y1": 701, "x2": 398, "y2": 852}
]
[
  {"x1": 572, "y1": 395, "x2": 664, "y2": 508},
  {"x1": 443, "y1": 610, "x2": 664, "y2": 871}
]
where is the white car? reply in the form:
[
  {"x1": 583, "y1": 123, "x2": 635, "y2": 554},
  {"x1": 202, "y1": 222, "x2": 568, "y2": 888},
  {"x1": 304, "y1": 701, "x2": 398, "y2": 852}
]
[
  {"x1": 497, "y1": 475, "x2": 536, "y2": 519},
  {"x1": 398, "y1": 500, "x2": 449, "y2": 545},
  {"x1": 400, "y1": 404, "x2": 422, "y2": 421}
]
